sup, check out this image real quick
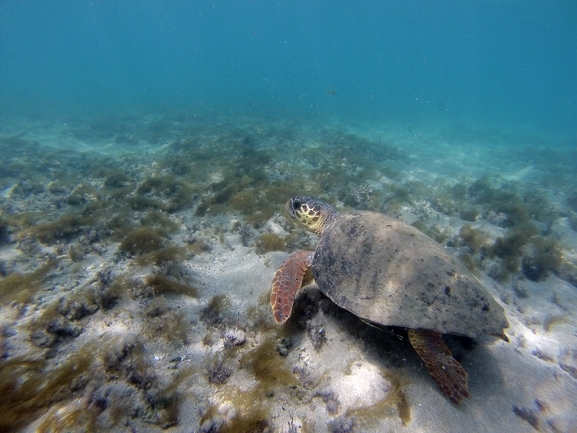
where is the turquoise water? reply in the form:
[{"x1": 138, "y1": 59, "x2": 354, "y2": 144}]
[
  {"x1": 1, "y1": 2, "x2": 576, "y2": 432},
  {"x1": 1, "y1": 1, "x2": 576, "y2": 135}
]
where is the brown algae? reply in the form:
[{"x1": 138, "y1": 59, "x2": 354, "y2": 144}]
[
  {"x1": 201, "y1": 331, "x2": 299, "y2": 432},
  {"x1": 0, "y1": 351, "x2": 93, "y2": 432},
  {"x1": 0, "y1": 260, "x2": 58, "y2": 305}
]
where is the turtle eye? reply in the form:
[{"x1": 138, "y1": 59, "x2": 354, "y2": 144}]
[{"x1": 293, "y1": 199, "x2": 301, "y2": 210}]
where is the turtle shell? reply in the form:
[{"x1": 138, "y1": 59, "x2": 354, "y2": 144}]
[{"x1": 312, "y1": 211, "x2": 508, "y2": 338}]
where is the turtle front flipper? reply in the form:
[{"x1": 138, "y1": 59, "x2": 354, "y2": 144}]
[
  {"x1": 271, "y1": 250, "x2": 314, "y2": 324},
  {"x1": 408, "y1": 329, "x2": 470, "y2": 405}
]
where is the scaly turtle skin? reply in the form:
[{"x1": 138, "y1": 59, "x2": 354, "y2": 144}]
[{"x1": 270, "y1": 196, "x2": 509, "y2": 404}]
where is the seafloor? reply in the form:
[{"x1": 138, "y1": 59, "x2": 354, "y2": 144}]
[{"x1": 0, "y1": 111, "x2": 576, "y2": 433}]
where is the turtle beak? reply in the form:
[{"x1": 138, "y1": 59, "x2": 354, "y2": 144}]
[{"x1": 285, "y1": 198, "x2": 297, "y2": 218}]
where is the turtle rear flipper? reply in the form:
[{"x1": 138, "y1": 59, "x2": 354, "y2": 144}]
[
  {"x1": 271, "y1": 250, "x2": 314, "y2": 324},
  {"x1": 408, "y1": 329, "x2": 470, "y2": 404}
]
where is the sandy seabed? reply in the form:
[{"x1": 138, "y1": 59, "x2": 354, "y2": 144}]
[{"x1": 0, "y1": 112, "x2": 576, "y2": 432}]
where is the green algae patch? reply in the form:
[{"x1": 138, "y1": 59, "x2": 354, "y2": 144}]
[
  {"x1": 229, "y1": 189, "x2": 255, "y2": 209},
  {"x1": 146, "y1": 274, "x2": 199, "y2": 298},
  {"x1": 256, "y1": 233, "x2": 286, "y2": 254},
  {"x1": 188, "y1": 237, "x2": 213, "y2": 255},
  {"x1": 103, "y1": 169, "x2": 132, "y2": 189},
  {"x1": 490, "y1": 223, "x2": 539, "y2": 259},
  {"x1": 143, "y1": 297, "x2": 191, "y2": 344},
  {"x1": 99, "y1": 275, "x2": 130, "y2": 309},
  {"x1": 489, "y1": 222, "x2": 540, "y2": 280},
  {"x1": 0, "y1": 351, "x2": 93, "y2": 432},
  {"x1": 411, "y1": 221, "x2": 449, "y2": 245},
  {"x1": 136, "y1": 245, "x2": 188, "y2": 266},
  {"x1": 345, "y1": 368, "x2": 411, "y2": 428},
  {"x1": 522, "y1": 236, "x2": 564, "y2": 281},
  {"x1": 27, "y1": 214, "x2": 88, "y2": 244},
  {"x1": 0, "y1": 260, "x2": 58, "y2": 305},
  {"x1": 239, "y1": 336, "x2": 299, "y2": 394},
  {"x1": 119, "y1": 226, "x2": 167, "y2": 256},
  {"x1": 35, "y1": 401, "x2": 97, "y2": 433},
  {"x1": 459, "y1": 207, "x2": 480, "y2": 222},
  {"x1": 459, "y1": 224, "x2": 490, "y2": 254},
  {"x1": 199, "y1": 392, "x2": 271, "y2": 433},
  {"x1": 136, "y1": 175, "x2": 197, "y2": 212},
  {"x1": 466, "y1": 176, "x2": 556, "y2": 227},
  {"x1": 139, "y1": 209, "x2": 180, "y2": 233},
  {"x1": 245, "y1": 208, "x2": 275, "y2": 229},
  {"x1": 100, "y1": 336, "x2": 182, "y2": 427},
  {"x1": 201, "y1": 294, "x2": 232, "y2": 327},
  {"x1": 66, "y1": 183, "x2": 99, "y2": 205},
  {"x1": 200, "y1": 332, "x2": 299, "y2": 432},
  {"x1": 127, "y1": 195, "x2": 166, "y2": 211}
]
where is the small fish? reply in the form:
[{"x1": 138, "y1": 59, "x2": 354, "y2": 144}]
[{"x1": 326, "y1": 86, "x2": 337, "y2": 96}]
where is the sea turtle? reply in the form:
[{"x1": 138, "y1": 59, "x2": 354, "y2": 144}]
[{"x1": 270, "y1": 196, "x2": 509, "y2": 404}]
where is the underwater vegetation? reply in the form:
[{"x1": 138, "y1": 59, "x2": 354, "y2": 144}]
[
  {"x1": 1, "y1": 112, "x2": 576, "y2": 432},
  {"x1": 143, "y1": 297, "x2": 191, "y2": 344},
  {"x1": 256, "y1": 232, "x2": 286, "y2": 254},
  {"x1": 459, "y1": 224, "x2": 490, "y2": 254},
  {"x1": 200, "y1": 330, "x2": 299, "y2": 433},
  {"x1": 488, "y1": 223, "x2": 539, "y2": 281},
  {"x1": 393, "y1": 173, "x2": 574, "y2": 285},
  {"x1": 0, "y1": 259, "x2": 58, "y2": 305},
  {"x1": 119, "y1": 226, "x2": 168, "y2": 256},
  {"x1": 239, "y1": 335, "x2": 300, "y2": 393},
  {"x1": 411, "y1": 220, "x2": 449, "y2": 245},
  {"x1": 145, "y1": 274, "x2": 199, "y2": 298},
  {"x1": 99, "y1": 338, "x2": 182, "y2": 428},
  {"x1": 201, "y1": 294, "x2": 232, "y2": 328},
  {"x1": 136, "y1": 245, "x2": 189, "y2": 266},
  {"x1": 25, "y1": 214, "x2": 88, "y2": 244},
  {"x1": 453, "y1": 224, "x2": 490, "y2": 272},
  {"x1": 169, "y1": 126, "x2": 408, "y2": 227},
  {"x1": 467, "y1": 176, "x2": 557, "y2": 226},
  {"x1": 521, "y1": 236, "x2": 563, "y2": 281},
  {"x1": 0, "y1": 135, "x2": 42, "y2": 187},
  {"x1": 0, "y1": 276, "x2": 191, "y2": 431},
  {"x1": 136, "y1": 175, "x2": 198, "y2": 212},
  {"x1": 0, "y1": 351, "x2": 94, "y2": 432}
]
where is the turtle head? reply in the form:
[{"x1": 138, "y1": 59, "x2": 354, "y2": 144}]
[{"x1": 286, "y1": 196, "x2": 339, "y2": 236}]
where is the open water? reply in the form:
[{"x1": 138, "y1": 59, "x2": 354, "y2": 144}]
[{"x1": 0, "y1": 2, "x2": 576, "y2": 432}]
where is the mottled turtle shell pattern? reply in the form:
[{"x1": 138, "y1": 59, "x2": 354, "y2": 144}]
[{"x1": 312, "y1": 211, "x2": 508, "y2": 339}]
